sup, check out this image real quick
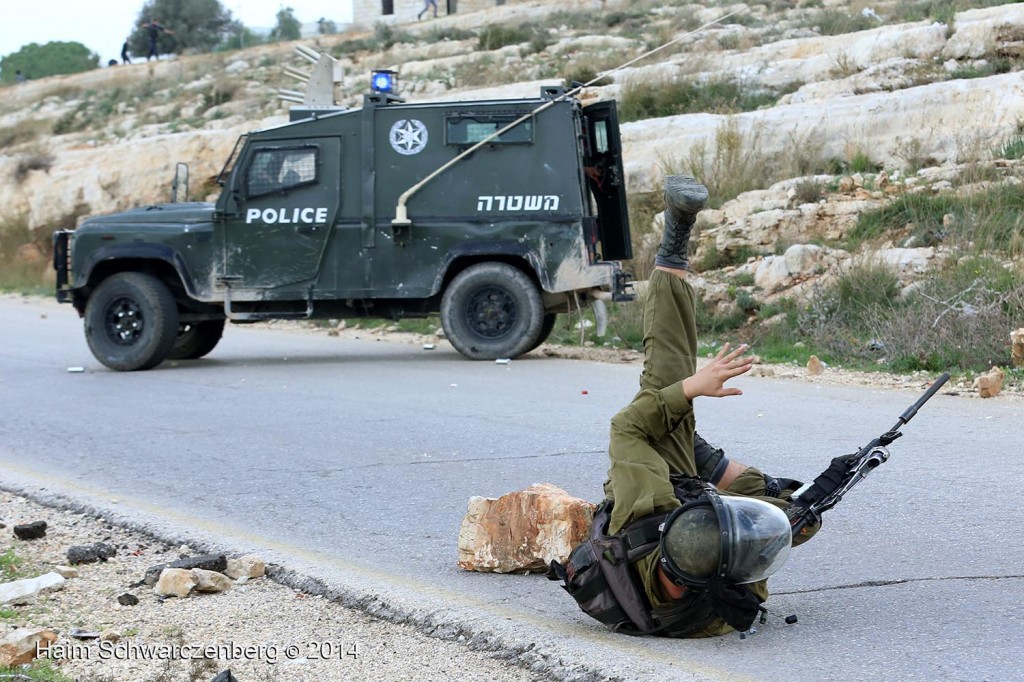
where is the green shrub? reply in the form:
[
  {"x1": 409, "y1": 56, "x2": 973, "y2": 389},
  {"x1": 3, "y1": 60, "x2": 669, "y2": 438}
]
[
  {"x1": 619, "y1": 76, "x2": 778, "y2": 122},
  {"x1": 478, "y1": 24, "x2": 533, "y2": 51},
  {"x1": 849, "y1": 151, "x2": 877, "y2": 173},
  {"x1": 949, "y1": 58, "x2": 1011, "y2": 80},
  {"x1": 793, "y1": 180, "x2": 824, "y2": 204},
  {"x1": 374, "y1": 23, "x2": 415, "y2": 50},
  {"x1": 0, "y1": 658, "x2": 74, "y2": 681},
  {"x1": 850, "y1": 185, "x2": 1024, "y2": 255},
  {"x1": 801, "y1": 9, "x2": 881, "y2": 36},
  {"x1": 998, "y1": 136, "x2": 1024, "y2": 160},
  {"x1": 0, "y1": 548, "x2": 23, "y2": 581},
  {"x1": 52, "y1": 101, "x2": 90, "y2": 135},
  {"x1": 889, "y1": 0, "x2": 1013, "y2": 25},
  {"x1": 695, "y1": 295, "x2": 747, "y2": 335},
  {"x1": 452, "y1": 56, "x2": 498, "y2": 88},
  {"x1": 732, "y1": 272, "x2": 756, "y2": 286},
  {"x1": 734, "y1": 288, "x2": 759, "y2": 314},
  {"x1": 829, "y1": 150, "x2": 878, "y2": 175},
  {"x1": 426, "y1": 27, "x2": 475, "y2": 42},
  {"x1": 563, "y1": 65, "x2": 613, "y2": 88},
  {"x1": 795, "y1": 261, "x2": 900, "y2": 359}
]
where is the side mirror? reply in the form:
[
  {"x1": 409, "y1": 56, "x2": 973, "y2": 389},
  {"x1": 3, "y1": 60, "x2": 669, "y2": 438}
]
[{"x1": 171, "y1": 162, "x2": 190, "y2": 203}]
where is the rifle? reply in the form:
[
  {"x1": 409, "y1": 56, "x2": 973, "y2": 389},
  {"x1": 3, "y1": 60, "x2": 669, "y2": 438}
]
[{"x1": 787, "y1": 373, "x2": 950, "y2": 536}]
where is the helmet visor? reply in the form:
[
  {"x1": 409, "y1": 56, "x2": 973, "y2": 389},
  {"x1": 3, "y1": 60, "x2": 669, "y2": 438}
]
[{"x1": 720, "y1": 496, "x2": 792, "y2": 584}]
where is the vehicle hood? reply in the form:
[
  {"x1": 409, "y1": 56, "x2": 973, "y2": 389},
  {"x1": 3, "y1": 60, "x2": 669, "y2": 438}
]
[{"x1": 79, "y1": 202, "x2": 216, "y2": 228}]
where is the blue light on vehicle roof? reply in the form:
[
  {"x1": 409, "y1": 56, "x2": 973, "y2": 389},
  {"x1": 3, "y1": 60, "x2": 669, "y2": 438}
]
[{"x1": 371, "y1": 70, "x2": 396, "y2": 94}]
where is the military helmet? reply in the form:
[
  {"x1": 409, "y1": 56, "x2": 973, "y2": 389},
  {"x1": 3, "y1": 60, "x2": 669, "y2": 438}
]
[{"x1": 659, "y1": 489, "x2": 793, "y2": 588}]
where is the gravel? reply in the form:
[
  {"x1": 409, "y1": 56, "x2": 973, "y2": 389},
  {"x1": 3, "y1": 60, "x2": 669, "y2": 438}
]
[{"x1": 0, "y1": 492, "x2": 545, "y2": 682}]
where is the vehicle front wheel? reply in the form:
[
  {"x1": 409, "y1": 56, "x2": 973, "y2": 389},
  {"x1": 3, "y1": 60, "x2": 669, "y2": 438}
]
[
  {"x1": 440, "y1": 263, "x2": 545, "y2": 360},
  {"x1": 168, "y1": 319, "x2": 226, "y2": 360},
  {"x1": 84, "y1": 272, "x2": 179, "y2": 371},
  {"x1": 528, "y1": 313, "x2": 559, "y2": 352}
]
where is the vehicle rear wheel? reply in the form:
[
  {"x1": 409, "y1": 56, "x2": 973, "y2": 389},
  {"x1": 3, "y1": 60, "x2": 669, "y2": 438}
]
[
  {"x1": 84, "y1": 272, "x2": 179, "y2": 371},
  {"x1": 529, "y1": 313, "x2": 559, "y2": 352},
  {"x1": 440, "y1": 263, "x2": 545, "y2": 360},
  {"x1": 168, "y1": 319, "x2": 225, "y2": 360}
]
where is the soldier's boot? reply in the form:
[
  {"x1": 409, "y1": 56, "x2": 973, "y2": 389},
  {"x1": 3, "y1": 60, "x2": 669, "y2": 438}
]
[{"x1": 655, "y1": 175, "x2": 709, "y2": 270}]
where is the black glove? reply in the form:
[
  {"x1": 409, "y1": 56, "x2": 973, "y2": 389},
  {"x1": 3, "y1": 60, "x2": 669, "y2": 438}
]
[
  {"x1": 798, "y1": 454, "x2": 858, "y2": 506},
  {"x1": 707, "y1": 577, "x2": 762, "y2": 632}
]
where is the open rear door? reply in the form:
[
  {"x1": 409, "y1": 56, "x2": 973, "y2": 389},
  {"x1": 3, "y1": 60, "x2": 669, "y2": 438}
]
[{"x1": 583, "y1": 101, "x2": 632, "y2": 261}]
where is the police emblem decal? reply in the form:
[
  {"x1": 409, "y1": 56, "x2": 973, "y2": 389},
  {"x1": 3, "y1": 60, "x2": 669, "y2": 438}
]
[{"x1": 389, "y1": 119, "x2": 428, "y2": 155}]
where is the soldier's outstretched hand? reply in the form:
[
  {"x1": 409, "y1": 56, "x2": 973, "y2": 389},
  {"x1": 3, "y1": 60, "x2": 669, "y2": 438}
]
[{"x1": 682, "y1": 342, "x2": 753, "y2": 399}]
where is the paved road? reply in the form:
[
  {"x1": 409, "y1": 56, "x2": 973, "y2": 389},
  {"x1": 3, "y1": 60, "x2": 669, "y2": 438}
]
[{"x1": 2, "y1": 296, "x2": 1022, "y2": 681}]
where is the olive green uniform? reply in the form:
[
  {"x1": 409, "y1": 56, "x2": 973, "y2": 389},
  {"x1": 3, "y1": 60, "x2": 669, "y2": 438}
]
[{"x1": 602, "y1": 269, "x2": 798, "y2": 637}]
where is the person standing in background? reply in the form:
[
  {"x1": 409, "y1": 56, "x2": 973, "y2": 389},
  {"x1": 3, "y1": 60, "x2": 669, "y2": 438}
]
[
  {"x1": 143, "y1": 19, "x2": 174, "y2": 61},
  {"x1": 418, "y1": 0, "x2": 438, "y2": 20}
]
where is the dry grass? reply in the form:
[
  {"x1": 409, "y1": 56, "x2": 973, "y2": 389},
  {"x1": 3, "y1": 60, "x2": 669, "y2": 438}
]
[{"x1": 0, "y1": 119, "x2": 50, "y2": 149}]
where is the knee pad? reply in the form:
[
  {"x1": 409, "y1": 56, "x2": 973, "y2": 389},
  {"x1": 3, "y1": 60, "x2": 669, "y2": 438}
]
[{"x1": 694, "y1": 433, "x2": 728, "y2": 484}]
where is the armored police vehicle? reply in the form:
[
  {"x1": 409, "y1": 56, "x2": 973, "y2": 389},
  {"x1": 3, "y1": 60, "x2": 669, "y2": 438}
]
[{"x1": 54, "y1": 48, "x2": 632, "y2": 371}]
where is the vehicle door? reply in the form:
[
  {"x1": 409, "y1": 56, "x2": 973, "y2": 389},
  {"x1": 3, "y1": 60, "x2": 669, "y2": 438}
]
[
  {"x1": 582, "y1": 102, "x2": 632, "y2": 261},
  {"x1": 219, "y1": 138, "x2": 340, "y2": 290}
]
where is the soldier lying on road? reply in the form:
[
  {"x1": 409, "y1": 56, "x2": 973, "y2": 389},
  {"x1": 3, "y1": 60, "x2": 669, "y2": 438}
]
[{"x1": 551, "y1": 176, "x2": 821, "y2": 637}]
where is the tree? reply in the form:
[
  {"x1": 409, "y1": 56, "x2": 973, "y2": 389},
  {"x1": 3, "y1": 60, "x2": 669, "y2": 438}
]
[
  {"x1": 270, "y1": 7, "x2": 302, "y2": 42},
  {"x1": 217, "y1": 20, "x2": 266, "y2": 51},
  {"x1": 1, "y1": 42, "x2": 98, "y2": 84},
  {"x1": 318, "y1": 17, "x2": 338, "y2": 35},
  {"x1": 129, "y1": 0, "x2": 234, "y2": 57}
]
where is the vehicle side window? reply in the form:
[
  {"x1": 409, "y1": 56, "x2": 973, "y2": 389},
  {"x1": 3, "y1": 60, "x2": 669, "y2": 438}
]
[
  {"x1": 592, "y1": 120, "x2": 609, "y2": 153},
  {"x1": 445, "y1": 114, "x2": 533, "y2": 145},
  {"x1": 245, "y1": 146, "x2": 318, "y2": 197}
]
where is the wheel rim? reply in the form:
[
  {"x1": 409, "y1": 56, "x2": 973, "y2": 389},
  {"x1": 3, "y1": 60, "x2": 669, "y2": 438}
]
[
  {"x1": 465, "y1": 285, "x2": 517, "y2": 339},
  {"x1": 103, "y1": 296, "x2": 145, "y2": 346}
]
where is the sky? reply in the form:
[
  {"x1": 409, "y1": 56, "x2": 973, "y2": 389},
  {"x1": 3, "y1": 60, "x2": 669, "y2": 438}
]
[{"x1": 0, "y1": 0, "x2": 355, "y2": 66}]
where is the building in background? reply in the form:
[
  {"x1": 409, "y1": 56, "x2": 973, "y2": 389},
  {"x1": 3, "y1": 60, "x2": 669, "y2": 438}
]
[{"x1": 351, "y1": 0, "x2": 508, "y2": 25}]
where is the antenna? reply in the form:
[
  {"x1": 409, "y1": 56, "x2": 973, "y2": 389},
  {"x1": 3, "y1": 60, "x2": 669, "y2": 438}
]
[{"x1": 278, "y1": 45, "x2": 345, "y2": 108}]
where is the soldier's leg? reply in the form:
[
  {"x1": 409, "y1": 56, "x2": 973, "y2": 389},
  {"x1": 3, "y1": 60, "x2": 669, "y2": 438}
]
[
  {"x1": 637, "y1": 176, "x2": 707, "y2": 394},
  {"x1": 636, "y1": 176, "x2": 707, "y2": 477},
  {"x1": 722, "y1": 467, "x2": 822, "y2": 546}
]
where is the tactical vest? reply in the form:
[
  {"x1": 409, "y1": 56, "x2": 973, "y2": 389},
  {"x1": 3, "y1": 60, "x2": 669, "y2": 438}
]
[{"x1": 548, "y1": 475, "x2": 723, "y2": 638}]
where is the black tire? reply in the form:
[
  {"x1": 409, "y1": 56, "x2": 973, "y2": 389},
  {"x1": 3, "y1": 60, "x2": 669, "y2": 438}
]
[
  {"x1": 440, "y1": 263, "x2": 545, "y2": 360},
  {"x1": 529, "y1": 313, "x2": 559, "y2": 352},
  {"x1": 84, "y1": 272, "x2": 179, "y2": 371},
  {"x1": 168, "y1": 319, "x2": 225, "y2": 360}
]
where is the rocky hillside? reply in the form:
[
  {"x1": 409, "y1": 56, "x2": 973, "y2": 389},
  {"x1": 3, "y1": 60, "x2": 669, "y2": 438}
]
[{"x1": 1, "y1": 0, "x2": 1022, "y2": 372}]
